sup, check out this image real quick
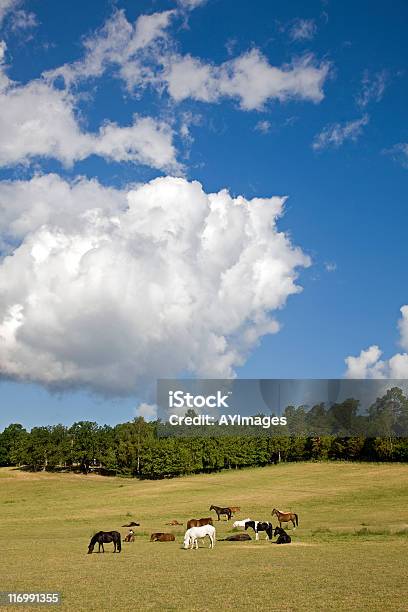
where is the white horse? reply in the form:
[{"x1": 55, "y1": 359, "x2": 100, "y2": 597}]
[
  {"x1": 232, "y1": 518, "x2": 252, "y2": 529},
  {"x1": 183, "y1": 524, "x2": 216, "y2": 549}
]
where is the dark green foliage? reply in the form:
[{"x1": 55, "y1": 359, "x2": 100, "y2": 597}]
[{"x1": 1, "y1": 388, "x2": 408, "y2": 478}]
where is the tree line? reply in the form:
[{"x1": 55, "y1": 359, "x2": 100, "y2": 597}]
[{"x1": 1, "y1": 387, "x2": 407, "y2": 478}]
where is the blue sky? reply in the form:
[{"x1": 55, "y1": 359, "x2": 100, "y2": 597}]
[{"x1": 0, "y1": 0, "x2": 407, "y2": 429}]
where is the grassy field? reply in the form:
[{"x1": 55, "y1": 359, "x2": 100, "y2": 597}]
[{"x1": 0, "y1": 462, "x2": 407, "y2": 612}]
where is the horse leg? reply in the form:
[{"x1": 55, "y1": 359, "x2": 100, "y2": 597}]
[
  {"x1": 292, "y1": 519, "x2": 296, "y2": 530},
  {"x1": 255, "y1": 531, "x2": 259, "y2": 541}
]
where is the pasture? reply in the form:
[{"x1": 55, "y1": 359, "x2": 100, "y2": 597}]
[{"x1": 0, "y1": 462, "x2": 407, "y2": 611}]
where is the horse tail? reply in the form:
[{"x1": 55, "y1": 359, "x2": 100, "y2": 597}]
[{"x1": 294, "y1": 514, "x2": 299, "y2": 527}]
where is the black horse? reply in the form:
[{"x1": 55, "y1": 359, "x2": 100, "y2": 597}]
[
  {"x1": 244, "y1": 520, "x2": 273, "y2": 541},
  {"x1": 88, "y1": 531, "x2": 122, "y2": 554},
  {"x1": 209, "y1": 505, "x2": 232, "y2": 521},
  {"x1": 273, "y1": 526, "x2": 291, "y2": 544}
]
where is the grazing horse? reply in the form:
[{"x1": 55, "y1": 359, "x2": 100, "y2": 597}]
[
  {"x1": 209, "y1": 505, "x2": 232, "y2": 521},
  {"x1": 272, "y1": 508, "x2": 299, "y2": 529},
  {"x1": 183, "y1": 525, "x2": 216, "y2": 549},
  {"x1": 245, "y1": 521, "x2": 273, "y2": 541},
  {"x1": 87, "y1": 531, "x2": 121, "y2": 554},
  {"x1": 187, "y1": 517, "x2": 213, "y2": 529},
  {"x1": 228, "y1": 506, "x2": 241, "y2": 515},
  {"x1": 232, "y1": 518, "x2": 252, "y2": 529},
  {"x1": 150, "y1": 533, "x2": 176, "y2": 542},
  {"x1": 218, "y1": 533, "x2": 251, "y2": 541},
  {"x1": 273, "y1": 526, "x2": 291, "y2": 544}
]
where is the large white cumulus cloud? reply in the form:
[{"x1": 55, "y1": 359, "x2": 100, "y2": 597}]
[
  {"x1": 345, "y1": 306, "x2": 408, "y2": 378},
  {"x1": 0, "y1": 175, "x2": 310, "y2": 395}
]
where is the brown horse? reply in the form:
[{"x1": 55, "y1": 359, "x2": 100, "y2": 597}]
[
  {"x1": 228, "y1": 506, "x2": 241, "y2": 515},
  {"x1": 271, "y1": 508, "x2": 299, "y2": 529},
  {"x1": 209, "y1": 505, "x2": 232, "y2": 521},
  {"x1": 218, "y1": 533, "x2": 251, "y2": 541},
  {"x1": 187, "y1": 517, "x2": 213, "y2": 529},
  {"x1": 165, "y1": 520, "x2": 183, "y2": 526},
  {"x1": 150, "y1": 533, "x2": 175, "y2": 542}
]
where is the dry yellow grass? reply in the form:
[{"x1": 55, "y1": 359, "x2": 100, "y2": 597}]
[{"x1": 0, "y1": 462, "x2": 407, "y2": 611}]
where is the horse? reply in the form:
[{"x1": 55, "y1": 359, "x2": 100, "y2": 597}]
[
  {"x1": 183, "y1": 525, "x2": 216, "y2": 549},
  {"x1": 187, "y1": 517, "x2": 213, "y2": 529},
  {"x1": 123, "y1": 530, "x2": 135, "y2": 542},
  {"x1": 122, "y1": 522, "x2": 140, "y2": 527},
  {"x1": 165, "y1": 520, "x2": 183, "y2": 526},
  {"x1": 271, "y1": 508, "x2": 299, "y2": 529},
  {"x1": 150, "y1": 533, "x2": 175, "y2": 542},
  {"x1": 218, "y1": 533, "x2": 251, "y2": 541},
  {"x1": 244, "y1": 521, "x2": 273, "y2": 541},
  {"x1": 209, "y1": 505, "x2": 232, "y2": 521},
  {"x1": 87, "y1": 531, "x2": 121, "y2": 554},
  {"x1": 232, "y1": 518, "x2": 252, "y2": 529},
  {"x1": 273, "y1": 526, "x2": 291, "y2": 544},
  {"x1": 228, "y1": 506, "x2": 241, "y2": 515}
]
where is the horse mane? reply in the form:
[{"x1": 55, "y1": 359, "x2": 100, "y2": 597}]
[{"x1": 90, "y1": 531, "x2": 102, "y2": 543}]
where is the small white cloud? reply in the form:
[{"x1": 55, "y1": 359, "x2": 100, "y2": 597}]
[
  {"x1": 177, "y1": 0, "x2": 207, "y2": 9},
  {"x1": 313, "y1": 114, "x2": 369, "y2": 150},
  {"x1": 44, "y1": 9, "x2": 175, "y2": 88},
  {"x1": 324, "y1": 262, "x2": 337, "y2": 272},
  {"x1": 384, "y1": 143, "x2": 408, "y2": 169},
  {"x1": 345, "y1": 306, "x2": 408, "y2": 378},
  {"x1": 356, "y1": 70, "x2": 388, "y2": 108},
  {"x1": 290, "y1": 18, "x2": 317, "y2": 42},
  {"x1": 135, "y1": 403, "x2": 158, "y2": 420},
  {"x1": 255, "y1": 120, "x2": 271, "y2": 134},
  {"x1": 0, "y1": 0, "x2": 18, "y2": 26},
  {"x1": 225, "y1": 38, "x2": 237, "y2": 57},
  {"x1": 0, "y1": 60, "x2": 180, "y2": 171},
  {"x1": 10, "y1": 8, "x2": 37, "y2": 31},
  {"x1": 164, "y1": 50, "x2": 330, "y2": 110}
]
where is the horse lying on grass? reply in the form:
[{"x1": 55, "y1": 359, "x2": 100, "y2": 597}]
[
  {"x1": 150, "y1": 533, "x2": 175, "y2": 542},
  {"x1": 183, "y1": 525, "x2": 216, "y2": 549},
  {"x1": 245, "y1": 521, "x2": 273, "y2": 541},
  {"x1": 88, "y1": 531, "x2": 121, "y2": 553},
  {"x1": 273, "y1": 526, "x2": 291, "y2": 544},
  {"x1": 218, "y1": 533, "x2": 251, "y2": 541},
  {"x1": 187, "y1": 517, "x2": 213, "y2": 529},
  {"x1": 166, "y1": 520, "x2": 183, "y2": 526}
]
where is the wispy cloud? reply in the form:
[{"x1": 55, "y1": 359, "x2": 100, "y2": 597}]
[
  {"x1": 384, "y1": 142, "x2": 408, "y2": 169},
  {"x1": 324, "y1": 262, "x2": 337, "y2": 272},
  {"x1": 356, "y1": 70, "x2": 388, "y2": 108},
  {"x1": 290, "y1": 18, "x2": 316, "y2": 42},
  {"x1": 254, "y1": 120, "x2": 271, "y2": 134},
  {"x1": 313, "y1": 114, "x2": 369, "y2": 150}
]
